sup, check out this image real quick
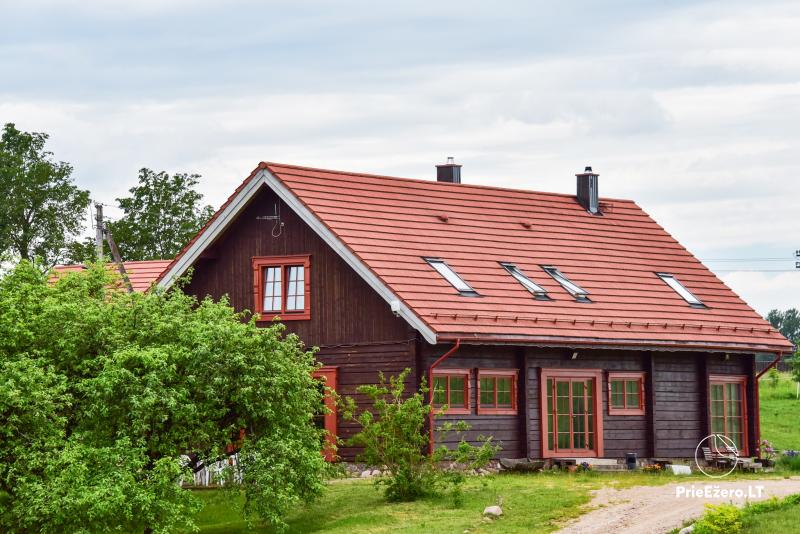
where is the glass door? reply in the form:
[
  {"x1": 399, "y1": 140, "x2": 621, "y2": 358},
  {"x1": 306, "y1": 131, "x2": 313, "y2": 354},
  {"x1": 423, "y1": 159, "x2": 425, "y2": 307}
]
[
  {"x1": 540, "y1": 369, "x2": 603, "y2": 457},
  {"x1": 709, "y1": 375, "x2": 747, "y2": 455}
]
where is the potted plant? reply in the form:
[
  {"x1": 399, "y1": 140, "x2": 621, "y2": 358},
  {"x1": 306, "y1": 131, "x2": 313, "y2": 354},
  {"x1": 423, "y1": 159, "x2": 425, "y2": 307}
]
[{"x1": 760, "y1": 439, "x2": 776, "y2": 467}]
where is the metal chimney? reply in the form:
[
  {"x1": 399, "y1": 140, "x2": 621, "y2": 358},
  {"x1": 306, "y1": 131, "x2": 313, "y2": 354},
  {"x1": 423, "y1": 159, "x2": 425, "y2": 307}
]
[
  {"x1": 436, "y1": 156, "x2": 462, "y2": 184},
  {"x1": 576, "y1": 166, "x2": 599, "y2": 214}
]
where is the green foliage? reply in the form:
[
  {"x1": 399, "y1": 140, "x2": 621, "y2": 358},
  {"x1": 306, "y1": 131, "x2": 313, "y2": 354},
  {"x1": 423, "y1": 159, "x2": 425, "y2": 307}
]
[
  {"x1": 107, "y1": 168, "x2": 214, "y2": 261},
  {"x1": 778, "y1": 452, "x2": 800, "y2": 471},
  {"x1": 766, "y1": 308, "x2": 800, "y2": 343},
  {"x1": 692, "y1": 503, "x2": 743, "y2": 534},
  {"x1": 0, "y1": 123, "x2": 90, "y2": 266},
  {"x1": 341, "y1": 369, "x2": 499, "y2": 503},
  {"x1": 768, "y1": 367, "x2": 780, "y2": 388},
  {"x1": 0, "y1": 261, "x2": 327, "y2": 532}
]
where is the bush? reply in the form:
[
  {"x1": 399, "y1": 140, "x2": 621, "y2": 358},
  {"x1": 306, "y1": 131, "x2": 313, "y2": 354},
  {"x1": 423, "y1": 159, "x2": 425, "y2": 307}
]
[
  {"x1": 341, "y1": 369, "x2": 499, "y2": 503},
  {"x1": 693, "y1": 503, "x2": 743, "y2": 534},
  {"x1": 779, "y1": 450, "x2": 800, "y2": 471},
  {"x1": 0, "y1": 261, "x2": 326, "y2": 532},
  {"x1": 768, "y1": 367, "x2": 780, "y2": 388}
]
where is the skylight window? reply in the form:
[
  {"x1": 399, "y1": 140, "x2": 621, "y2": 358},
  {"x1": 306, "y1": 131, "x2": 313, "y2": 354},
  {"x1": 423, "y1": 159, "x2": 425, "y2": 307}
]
[
  {"x1": 542, "y1": 266, "x2": 590, "y2": 302},
  {"x1": 424, "y1": 258, "x2": 479, "y2": 296},
  {"x1": 657, "y1": 273, "x2": 705, "y2": 307},
  {"x1": 500, "y1": 262, "x2": 550, "y2": 300}
]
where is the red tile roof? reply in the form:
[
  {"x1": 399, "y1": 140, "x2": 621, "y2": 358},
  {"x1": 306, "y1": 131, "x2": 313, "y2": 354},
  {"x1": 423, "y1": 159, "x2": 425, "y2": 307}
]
[
  {"x1": 162, "y1": 162, "x2": 794, "y2": 354},
  {"x1": 52, "y1": 260, "x2": 172, "y2": 292}
]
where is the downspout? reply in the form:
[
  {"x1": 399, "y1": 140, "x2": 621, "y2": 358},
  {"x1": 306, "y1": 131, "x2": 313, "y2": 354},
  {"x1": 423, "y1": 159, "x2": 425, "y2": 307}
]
[
  {"x1": 756, "y1": 352, "x2": 783, "y2": 380},
  {"x1": 429, "y1": 339, "x2": 461, "y2": 456}
]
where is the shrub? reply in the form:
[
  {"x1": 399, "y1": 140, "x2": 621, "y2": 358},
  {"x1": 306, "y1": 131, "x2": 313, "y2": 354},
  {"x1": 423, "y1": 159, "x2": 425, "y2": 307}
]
[
  {"x1": 341, "y1": 369, "x2": 499, "y2": 503},
  {"x1": 768, "y1": 367, "x2": 780, "y2": 388},
  {"x1": 0, "y1": 261, "x2": 326, "y2": 533},
  {"x1": 779, "y1": 450, "x2": 800, "y2": 471},
  {"x1": 693, "y1": 503, "x2": 743, "y2": 534}
]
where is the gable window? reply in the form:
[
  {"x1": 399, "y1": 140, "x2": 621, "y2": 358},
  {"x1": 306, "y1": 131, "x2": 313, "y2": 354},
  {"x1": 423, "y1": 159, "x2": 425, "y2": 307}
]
[
  {"x1": 500, "y1": 262, "x2": 550, "y2": 300},
  {"x1": 423, "y1": 257, "x2": 479, "y2": 296},
  {"x1": 709, "y1": 375, "x2": 748, "y2": 455},
  {"x1": 657, "y1": 273, "x2": 705, "y2": 308},
  {"x1": 477, "y1": 369, "x2": 518, "y2": 415},
  {"x1": 432, "y1": 369, "x2": 471, "y2": 414},
  {"x1": 252, "y1": 255, "x2": 311, "y2": 321},
  {"x1": 608, "y1": 372, "x2": 646, "y2": 415},
  {"x1": 542, "y1": 266, "x2": 590, "y2": 302}
]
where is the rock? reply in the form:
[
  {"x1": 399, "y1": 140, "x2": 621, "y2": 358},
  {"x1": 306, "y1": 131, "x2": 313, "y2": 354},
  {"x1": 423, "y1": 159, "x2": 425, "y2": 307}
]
[
  {"x1": 360, "y1": 470, "x2": 372, "y2": 478},
  {"x1": 679, "y1": 525, "x2": 694, "y2": 534},
  {"x1": 670, "y1": 465, "x2": 692, "y2": 475},
  {"x1": 483, "y1": 505, "x2": 503, "y2": 518},
  {"x1": 499, "y1": 458, "x2": 545, "y2": 472},
  {"x1": 371, "y1": 469, "x2": 382, "y2": 476}
]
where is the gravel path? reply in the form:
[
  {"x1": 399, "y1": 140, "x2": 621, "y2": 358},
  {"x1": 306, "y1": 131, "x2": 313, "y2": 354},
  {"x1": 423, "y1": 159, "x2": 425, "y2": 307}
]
[{"x1": 557, "y1": 477, "x2": 800, "y2": 534}]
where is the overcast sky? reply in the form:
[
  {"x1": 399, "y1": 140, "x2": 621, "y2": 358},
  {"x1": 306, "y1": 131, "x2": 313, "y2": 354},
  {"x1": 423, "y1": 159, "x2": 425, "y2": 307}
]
[{"x1": 2, "y1": 0, "x2": 798, "y2": 316}]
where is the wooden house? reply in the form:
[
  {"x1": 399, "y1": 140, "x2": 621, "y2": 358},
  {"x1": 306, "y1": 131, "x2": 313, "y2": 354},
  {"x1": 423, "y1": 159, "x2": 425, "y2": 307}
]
[{"x1": 148, "y1": 161, "x2": 792, "y2": 462}]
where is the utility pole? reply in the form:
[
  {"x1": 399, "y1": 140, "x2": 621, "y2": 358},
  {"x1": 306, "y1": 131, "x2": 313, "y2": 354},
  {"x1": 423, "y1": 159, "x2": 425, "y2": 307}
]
[
  {"x1": 104, "y1": 225, "x2": 133, "y2": 293},
  {"x1": 94, "y1": 202, "x2": 104, "y2": 260}
]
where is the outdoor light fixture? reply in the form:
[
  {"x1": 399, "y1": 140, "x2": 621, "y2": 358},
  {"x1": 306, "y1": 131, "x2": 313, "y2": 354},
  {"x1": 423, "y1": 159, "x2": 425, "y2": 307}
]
[{"x1": 572, "y1": 351, "x2": 579, "y2": 360}]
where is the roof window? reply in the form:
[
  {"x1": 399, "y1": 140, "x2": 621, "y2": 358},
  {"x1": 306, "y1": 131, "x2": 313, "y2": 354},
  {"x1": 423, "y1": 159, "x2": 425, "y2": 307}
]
[
  {"x1": 657, "y1": 273, "x2": 705, "y2": 307},
  {"x1": 542, "y1": 266, "x2": 590, "y2": 302},
  {"x1": 500, "y1": 262, "x2": 550, "y2": 300},
  {"x1": 424, "y1": 258, "x2": 479, "y2": 297}
]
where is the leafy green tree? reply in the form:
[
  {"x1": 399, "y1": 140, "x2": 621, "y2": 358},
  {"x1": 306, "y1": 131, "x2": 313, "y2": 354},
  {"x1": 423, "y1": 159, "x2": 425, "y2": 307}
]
[
  {"x1": 0, "y1": 262, "x2": 327, "y2": 532},
  {"x1": 766, "y1": 308, "x2": 800, "y2": 343},
  {"x1": 0, "y1": 123, "x2": 90, "y2": 266},
  {"x1": 107, "y1": 168, "x2": 214, "y2": 261}
]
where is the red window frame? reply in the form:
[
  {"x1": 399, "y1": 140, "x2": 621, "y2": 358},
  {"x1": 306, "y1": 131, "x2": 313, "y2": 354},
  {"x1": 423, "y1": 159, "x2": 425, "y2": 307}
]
[
  {"x1": 312, "y1": 366, "x2": 338, "y2": 462},
  {"x1": 540, "y1": 368, "x2": 605, "y2": 458},
  {"x1": 431, "y1": 369, "x2": 471, "y2": 415},
  {"x1": 477, "y1": 369, "x2": 518, "y2": 415},
  {"x1": 252, "y1": 255, "x2": 311, "y2": 321},
  {"x1": 708, "y1": 374, "x2": 749, "y2": 456},
  {"x1": 608, "y1": 372, "x2": 646, "y2": 416}
]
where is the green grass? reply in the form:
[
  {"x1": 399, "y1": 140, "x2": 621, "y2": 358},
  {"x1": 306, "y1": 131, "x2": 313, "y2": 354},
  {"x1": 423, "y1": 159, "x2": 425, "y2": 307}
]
[
  {"x1": 759, "y1": 372, "x2": 800, "y2": 451},
  {"x1": 193, "y1": 471, "x2": 785, "y2": 534},
  {"x1": 743, "y1": 496, "x2": 800, "y2": 533}
]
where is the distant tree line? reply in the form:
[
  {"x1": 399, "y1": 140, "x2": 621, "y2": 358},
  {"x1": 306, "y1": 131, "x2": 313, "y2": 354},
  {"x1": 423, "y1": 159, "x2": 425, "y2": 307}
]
[{"x1": 0, "y1": 122, "x2": 213, "y2": 268}]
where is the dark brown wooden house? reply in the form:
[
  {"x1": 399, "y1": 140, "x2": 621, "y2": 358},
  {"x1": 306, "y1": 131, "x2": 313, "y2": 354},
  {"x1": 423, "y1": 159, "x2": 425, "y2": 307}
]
[{"x1": 155, "y1": 161, "x2": 793, "y2": 462}]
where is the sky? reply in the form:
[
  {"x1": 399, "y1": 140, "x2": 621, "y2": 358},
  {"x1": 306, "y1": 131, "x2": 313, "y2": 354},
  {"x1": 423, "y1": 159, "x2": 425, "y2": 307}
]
[{"x1": 1, "y1": 0, "x2": 798, "y2": 316}]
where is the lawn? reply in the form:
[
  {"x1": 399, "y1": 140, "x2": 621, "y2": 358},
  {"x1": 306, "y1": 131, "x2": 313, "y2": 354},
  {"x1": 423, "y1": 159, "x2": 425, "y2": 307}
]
[
  {"x1": 193, "y1": 470, "x2": 786, "y2": 534},
  {"x1": 743, "y1": 498, "x2": 800, "y2": 533},
  {"x1": 759, "y1": 372, "x2": 800, "y2": 451}
]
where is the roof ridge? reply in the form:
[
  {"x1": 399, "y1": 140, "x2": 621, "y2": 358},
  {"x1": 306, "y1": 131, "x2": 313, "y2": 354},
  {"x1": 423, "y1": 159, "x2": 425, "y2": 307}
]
[{"x1": 261, "y1": 161, "x2": 637, "y2": 204}]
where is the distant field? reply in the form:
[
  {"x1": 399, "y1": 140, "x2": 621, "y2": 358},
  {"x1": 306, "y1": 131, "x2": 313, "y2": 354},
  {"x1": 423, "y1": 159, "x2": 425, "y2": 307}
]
[{"x1": 759, "y1": 371, "x2": 800, "y2": 451}]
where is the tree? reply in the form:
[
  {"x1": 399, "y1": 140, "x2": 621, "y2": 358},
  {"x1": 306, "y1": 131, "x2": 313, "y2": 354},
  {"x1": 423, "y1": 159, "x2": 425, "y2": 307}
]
[
  {"x1": 108, "y1": 168, "x2": 214, "y2": 261},
  {"x1": 0, "y1": 262, "x2": 327, "y2": 532},
  {"x1": 0, "y1": 123, "x2": 90, "y2": 266},
  {"x1": 766, "y1": 308, "x2": 800, "y2": 343}
]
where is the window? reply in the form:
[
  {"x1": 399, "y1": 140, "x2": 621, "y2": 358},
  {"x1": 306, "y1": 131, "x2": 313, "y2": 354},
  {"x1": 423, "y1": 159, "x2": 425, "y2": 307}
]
[
  {"x1": 432, "y1": 369, "x2": 471, "y2": 414},
  {"x1": 500, "y1": 262, "x2": 550, "y2": 300},
  {"x1": 709, "y1": 375, "x2": 748, "y2": 455},
  {"x1": 657, "y1": 273, "x2": 705, "y2": 307},
  {"x1": 542, "y1": 266, "x2": 590, "y2": 302},
  {"x1": 252, "y1": 255, "x2": 311, "y2": 321},
  {"x1": 312, "y1": 366, "x2": 338, "y2": 461},
  {"x1": 608, "y1": 372, "x2": 646, "y2": 415},
  {"x1": 477, "y1": 369, "x2": 518, "y2": 414},
  {"x1": 423, "y1": 257, "x2": 478, "y2": 296}
]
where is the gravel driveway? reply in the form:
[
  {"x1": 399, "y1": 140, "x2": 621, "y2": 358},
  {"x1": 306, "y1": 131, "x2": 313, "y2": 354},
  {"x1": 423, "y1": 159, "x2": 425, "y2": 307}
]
[{"x1": 557, "y1": 477, "x2": 800, "y2": 534}]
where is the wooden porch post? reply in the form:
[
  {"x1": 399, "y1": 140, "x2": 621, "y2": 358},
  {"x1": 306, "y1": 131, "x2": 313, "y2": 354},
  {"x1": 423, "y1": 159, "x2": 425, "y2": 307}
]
[{"x1": 644, "y1": 351, "x2": 657, "y2": 458}]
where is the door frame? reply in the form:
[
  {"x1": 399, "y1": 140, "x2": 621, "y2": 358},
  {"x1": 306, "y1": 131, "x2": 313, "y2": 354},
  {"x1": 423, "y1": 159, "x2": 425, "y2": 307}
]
[
  {"x1": 708, "y1": 374, "x2": 749, "y2": 456},
  {"x1": 312, "y1": 366, "x2": 338, "y2": 461},
  {"x1": 539, "y1": 368, "x2": 604, "y2": 458}
]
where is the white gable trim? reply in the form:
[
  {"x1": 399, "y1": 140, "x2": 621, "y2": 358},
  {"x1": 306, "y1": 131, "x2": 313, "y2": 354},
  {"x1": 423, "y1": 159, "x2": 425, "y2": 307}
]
[{"x1": 158, "y1": 168, "x2": 438, "y2": 345}]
